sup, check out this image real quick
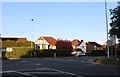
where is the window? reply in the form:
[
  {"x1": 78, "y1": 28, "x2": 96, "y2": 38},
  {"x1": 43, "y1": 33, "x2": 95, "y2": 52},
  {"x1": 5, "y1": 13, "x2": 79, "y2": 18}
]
[{"x1": 40, "y1": 40, "x2": 44, "y2": 44}]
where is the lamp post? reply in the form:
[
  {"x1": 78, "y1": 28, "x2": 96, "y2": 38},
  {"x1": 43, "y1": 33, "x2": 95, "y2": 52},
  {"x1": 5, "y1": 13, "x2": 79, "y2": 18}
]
[
  {"x1": 31, "y1": 18, "x2": 36, "y2": 57},
  {"x1": 31, "y1": 19, "x2": 33, "y2": 57},
  {"x1": 105, "y1": 0, "x2": 110, "y2": 59}
]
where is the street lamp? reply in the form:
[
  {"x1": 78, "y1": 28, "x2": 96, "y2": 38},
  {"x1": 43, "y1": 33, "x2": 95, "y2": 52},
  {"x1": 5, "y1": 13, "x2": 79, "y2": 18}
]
[
  {"x1": 31, "y1": 19, "x2": 36, "y2": 57},
  {"x1": 31, "y1": 19, "x2": 33, "y2": 48},
  {"x1": 105, "y1": 0, "x2": 110, "y2": 59},
  {"x1": 31, "y1": 19, "x2": 33, "y2": 57}
]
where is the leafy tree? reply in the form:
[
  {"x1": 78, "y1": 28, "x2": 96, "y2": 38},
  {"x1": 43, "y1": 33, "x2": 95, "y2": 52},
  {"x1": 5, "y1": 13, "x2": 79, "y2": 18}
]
[{"x1": 109, "y1": 2, "x2": 120, "y2": 43}]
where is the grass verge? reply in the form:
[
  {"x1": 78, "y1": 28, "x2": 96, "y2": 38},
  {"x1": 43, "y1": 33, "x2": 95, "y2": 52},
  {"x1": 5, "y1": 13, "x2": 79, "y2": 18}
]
[{"x1": 93, "y1": 57, "x2": 120, "y2": 65}]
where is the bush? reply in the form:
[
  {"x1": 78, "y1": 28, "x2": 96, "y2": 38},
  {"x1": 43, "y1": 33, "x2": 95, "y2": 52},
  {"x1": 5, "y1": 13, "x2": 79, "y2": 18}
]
[
  {"x1": 2, "y1": 40, "x2": 35, "y2": 58},
  {"x1": 90, "y1": 50, "x2": 107, "y2": 56},
  {"x1": 36, "y1": 49, "x2": 72, "y2": 57},
  {"x1": 2, "y1": 40, "x2": 34, "y2": 48},
  {"x1": 5, "y1": 47, "x2": 33, "y2": 58}
]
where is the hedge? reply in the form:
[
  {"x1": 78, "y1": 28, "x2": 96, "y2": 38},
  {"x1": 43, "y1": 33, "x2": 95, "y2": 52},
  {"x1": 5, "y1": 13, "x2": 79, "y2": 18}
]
[
  {"x1": 5, "y1": 47, "x2": 34, "y2": 58},
  {"x1": 36, "y1": 49, "x2": 72, "y2": 57},
  {"x1": 90, "y1": 50, "x2": 107, "y2": 56},
  {"x1": 2, "y1": 40, "x2": 34, "y2": 48}
]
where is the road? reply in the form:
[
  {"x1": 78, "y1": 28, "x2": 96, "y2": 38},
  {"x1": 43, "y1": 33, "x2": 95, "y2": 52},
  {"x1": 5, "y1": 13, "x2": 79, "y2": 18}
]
[{"x1": 1, "y1": 56, "x2": 120, "y2": 77}]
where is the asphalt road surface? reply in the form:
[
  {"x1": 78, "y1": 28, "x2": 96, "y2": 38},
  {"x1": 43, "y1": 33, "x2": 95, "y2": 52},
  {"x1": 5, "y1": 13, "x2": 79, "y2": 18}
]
[{"x1": 1, "y1": 56, "x2": 120, "y2": 77}]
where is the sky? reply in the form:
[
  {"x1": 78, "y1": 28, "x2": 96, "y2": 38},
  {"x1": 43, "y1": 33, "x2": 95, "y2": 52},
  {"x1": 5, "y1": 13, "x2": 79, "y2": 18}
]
[{"x1": 1, "y1": 0, "x2": 118, "y2": 44}]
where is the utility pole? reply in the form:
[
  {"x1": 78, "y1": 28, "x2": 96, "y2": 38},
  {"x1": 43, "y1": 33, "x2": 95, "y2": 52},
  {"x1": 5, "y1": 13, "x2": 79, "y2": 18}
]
[
  {"x1": 0, "y1": 33, "x2": 1, "y2": 49},
  {"x1": 105, "y1": 0, "x2": 110, "y2": 59},
  {"x1": 0, "y1": 33, "x2": 1, "y2": 58}
]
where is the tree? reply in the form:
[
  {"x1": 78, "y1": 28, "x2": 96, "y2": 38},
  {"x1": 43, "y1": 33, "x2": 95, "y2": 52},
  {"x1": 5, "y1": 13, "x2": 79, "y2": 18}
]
[{"x1": 109, "y1": 2, "x2": 120, "y2": 43}]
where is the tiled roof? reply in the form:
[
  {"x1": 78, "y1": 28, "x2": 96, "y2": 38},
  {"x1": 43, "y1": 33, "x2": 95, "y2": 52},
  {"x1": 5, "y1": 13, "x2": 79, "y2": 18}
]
[
  {"x1": 38, "y1": 36, "x2": 57, "y2": 46},
  {"x1": 71, "y1": 39, "x2": 83, "y2": 46},
  {"x1": 89, "y1": 42, "x2": 102, "y2": 47}
]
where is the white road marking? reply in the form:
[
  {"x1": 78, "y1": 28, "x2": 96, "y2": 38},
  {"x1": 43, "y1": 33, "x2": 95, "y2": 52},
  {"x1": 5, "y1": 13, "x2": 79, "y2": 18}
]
[
  {"x1": 2, "y1": 68, "x2": 51, "y2": 73},
  {"x1": 0, "y1": 71, "x2": 15, "y2": 73},
  {"x1": 21, "y1": 61, "x2": 27, "y2": 62},
  {"x1": 25, "y1": 71, "x2": 64, "y2": 75},
  {"x1": 67, "y1": 59, "x2": 90, "y2": 64},
  {"x1": 50, "y1": 68, "x2": 64, "y2": 73},
  {"x1": 1, "y1": 67, "x2": 84, "y2": 77},
  {"x1": 68, "y1": 60, "x2": 75, "y2": 62},
  {"x1": 15, "y1": 71, "x2": 38, "y2": 77},
  {"x1": 36, "y1": 64, "x2": 41, "y2": 66},
  {"x1": 1, "y1": 71, "x2": 38, "y2": 77},
  {"x1": 85, "y1": 62, "x2": 90, "y2": 63},
  {"x1": 14, "y1": 69, "x2": 37, "y2": 72},
  {"x1": 81, "y1": 61, "x2": 85, "y2": 62},
  {"x1": 37, "y1": 68, "x2": 50, "y2": 70},
  {"x1": 50, "y1": 68, "x2": 84, "y2": 77}
]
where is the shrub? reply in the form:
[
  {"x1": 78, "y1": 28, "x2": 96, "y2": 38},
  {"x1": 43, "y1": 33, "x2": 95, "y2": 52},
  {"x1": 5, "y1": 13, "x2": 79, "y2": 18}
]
[
  {"x1": 2, "y1": 40, "x2": 34, "y2": 48},
  {"x1": 36, "y1": 49, "x2": 71, "y2": 57},
  {"x1": 2, "y1": 40, "x2": 35, "y2": 58},
  {"x1": 5, "y1": 47, "x2": 33, "y2": 58},
  {"x1": 90, "y1": 50, "x2": 107, "y2": 56}
]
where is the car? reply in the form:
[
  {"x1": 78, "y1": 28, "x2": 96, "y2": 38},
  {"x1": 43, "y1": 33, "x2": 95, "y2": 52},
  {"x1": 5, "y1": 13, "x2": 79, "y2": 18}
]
[{"x1": 71, "y1": 49, "x2": 83, "y2": 57}]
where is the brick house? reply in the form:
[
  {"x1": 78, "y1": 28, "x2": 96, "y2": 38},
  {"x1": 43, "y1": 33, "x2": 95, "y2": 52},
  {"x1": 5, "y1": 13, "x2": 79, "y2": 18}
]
[{"x1": 86, "y1": 42, "x2": 102, "y2": 54}]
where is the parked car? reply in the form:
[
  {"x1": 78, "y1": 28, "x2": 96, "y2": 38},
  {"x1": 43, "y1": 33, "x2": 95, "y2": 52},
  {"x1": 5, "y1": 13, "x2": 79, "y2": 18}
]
[{"x1": 71, "y1": 49, "x2": 83, "y2": 57}]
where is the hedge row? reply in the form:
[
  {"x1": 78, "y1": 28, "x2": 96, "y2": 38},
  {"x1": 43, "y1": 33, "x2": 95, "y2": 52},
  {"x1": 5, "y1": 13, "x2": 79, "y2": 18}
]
[
  {"x1": 89, "y1": 50, "x2": 107, "y2": 56},
  {"x1": 36, "y1": 49, "x2": 72, "y2": 57},
  {"x1": 3, "y1": 49, "x2": 72, "y2": 58},
  {"x1": 4, "y1": 47, "x2": 33, "y2": 58},
  {"x1": 2, "y1": 40, "x2": 34, "y2": 48}
]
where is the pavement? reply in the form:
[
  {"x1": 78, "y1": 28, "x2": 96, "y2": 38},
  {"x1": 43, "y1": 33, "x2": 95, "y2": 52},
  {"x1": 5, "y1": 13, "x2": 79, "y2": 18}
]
[{"x1": 1, "y1": 56, "x2": 120, "y2": 77}]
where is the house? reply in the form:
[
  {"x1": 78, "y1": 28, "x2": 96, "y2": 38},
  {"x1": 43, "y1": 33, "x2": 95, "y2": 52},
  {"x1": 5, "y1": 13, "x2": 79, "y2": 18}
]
[
  {"x1": 101, "y1": 44, "x2": 107, "y2": 50},
  {"x1": 35, "y1": 36, "x2": 57, "y2": 49},
  {"x1": 2, "y1": 37, "x2": 27, "y2": 42},
  {"x1": 71, "y1": 39, "x2": 87, "y2": 55},
  {"x1": 71, "y1": 39, "x2": 81, "y2": 50},
  {"x1": 76, "y1": 40, "x2": 87, "y2": 55},
  {"x1": 86, "y1": 41, "x2": 102, "y2": 54}
]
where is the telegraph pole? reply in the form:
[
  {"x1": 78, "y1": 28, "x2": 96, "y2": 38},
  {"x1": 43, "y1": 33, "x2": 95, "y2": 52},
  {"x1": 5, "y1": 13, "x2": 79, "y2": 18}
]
[
  {"x1": 105, "y1": 0, "x2": 110, "y2": 59},
  {"x1": 0, "y1": 33, "x2": 1, "y2": 57},
  {"x1": 0, "y1": 33, "x2": 1, "y2": 49}
]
